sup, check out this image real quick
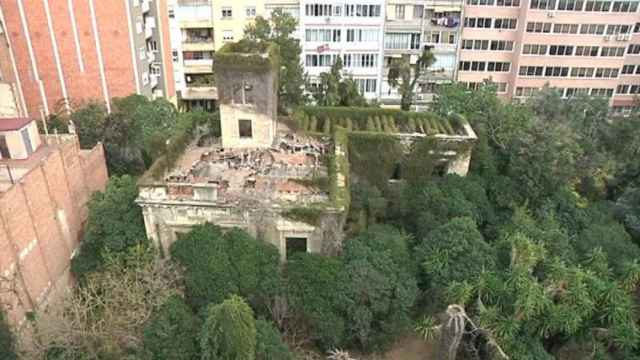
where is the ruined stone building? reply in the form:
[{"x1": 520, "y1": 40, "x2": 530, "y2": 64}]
[
  {"x1": 0, "y1": 85, "x2": 109, "y2": 328},
  {"x1": 137, "y1": 41, "x2": 477, "y2": 261}
]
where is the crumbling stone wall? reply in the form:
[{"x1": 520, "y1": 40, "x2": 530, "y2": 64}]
[{"x1": 138, "y1": 192, "x2": 344, "y2": 261}]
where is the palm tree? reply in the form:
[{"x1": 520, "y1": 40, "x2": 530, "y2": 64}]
[{"x1": 388, "y1": 47, "x2": 436, "y2": 111}]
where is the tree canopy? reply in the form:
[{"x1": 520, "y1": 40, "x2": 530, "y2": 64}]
[{"x1": 244, "y1": 9, "x2": 306, "y2": 113}]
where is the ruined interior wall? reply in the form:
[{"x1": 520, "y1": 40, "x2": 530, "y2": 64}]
[{"x1": 0, "y1": 137, "x2": 107, "y2": 328}]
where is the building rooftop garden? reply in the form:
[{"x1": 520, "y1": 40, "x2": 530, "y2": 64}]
[
  {"x1": 213, "y1": 40, "x2": 280, "y2": 73},
  {"x1": 294, "y1": 106, "x2": 471, "y2": 137}
]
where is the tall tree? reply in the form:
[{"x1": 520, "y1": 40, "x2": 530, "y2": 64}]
[
  {"x1": 170, "y1": 224, "x2": 281, "y2": 312},
  {"x1": 200, "y1": 295, "x2": 257, "y2": 360},
  {"x1": 143, "y1": 295, "x2": 200, "y2": 360},
  {"x1": 71, "y1": 175, "x2": 147, "y2": 279},
  {"x1": 245, "y1": 9, "x2": 306, "y2": 113},
  {"x1": 313, "y1": 57, "x2": 368, "y2": 107},
  {"x1": 387, "y1": 47, "x2": 436, "y2": 111}
]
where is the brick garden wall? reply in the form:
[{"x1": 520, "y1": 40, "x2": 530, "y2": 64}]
[{"x1": 0, "y1": 135, "x2": 107, "y2": 327}]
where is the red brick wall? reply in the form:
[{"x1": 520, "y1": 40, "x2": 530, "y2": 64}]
[
  {"x1": 0, "y1": 0, "x2": 137, "y2": 117},
  {"x1": 0, "y1": 135, "x2": 108, "y2": 327}
]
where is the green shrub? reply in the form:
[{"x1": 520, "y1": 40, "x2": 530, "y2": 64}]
[
  {"x1": 255, "y1": 319, "x2": 293, "y2": 360},
  {"x1": 71, "y1": 175, "x2": 147, "y2": 280},
  {"x1": 143, "y1": 295, "x2": 199, "y2": 360},
  {"x1": 170, "y1": 224, "x2": 281, "y2": 312},
  {"x1": 286, "y1": 253, "x2": 346, "y2": 349},
  {"x1": 200, "y1": 296, "x2": 256, "y2": 360},
  {"x1": 0, "y1": 311, "x2": 16, "y2": 360}
]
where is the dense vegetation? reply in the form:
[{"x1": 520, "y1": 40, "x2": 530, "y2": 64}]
[
  {"x1": 8, "y1": 82, "x2": 640, "y2": 359},
  {"x1": 44, "y1": 95, "x2": 216, "y2": 176}
]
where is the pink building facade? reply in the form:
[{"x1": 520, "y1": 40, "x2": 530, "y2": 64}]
[{"x1": 458, "y1": 0, "x2": 640, "y2": 115}]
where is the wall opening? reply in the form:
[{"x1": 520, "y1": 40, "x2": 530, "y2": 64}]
[
  {"x1": 0, "y1": 135, "x2": 9, "y2": 158},
  {"x1": 286, "y1": 237, "x2": 307, "y2": 259},
  {"x1": 238, "y1": 119, "x2": 253, "y2": 138}
]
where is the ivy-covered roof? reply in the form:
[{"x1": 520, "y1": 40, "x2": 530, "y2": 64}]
[
  {"x1": 214, "y1": 40, "x2": 280, "y2": 73},
  {"x1": 295, "y1": 106, "x2": 468, "y2": 136}
]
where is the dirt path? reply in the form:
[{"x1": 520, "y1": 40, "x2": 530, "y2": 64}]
[{"x1": 379, "y1": 335, "x2": 436, "y2": 360}]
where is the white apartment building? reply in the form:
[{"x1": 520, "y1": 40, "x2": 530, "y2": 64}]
[
  {"x1": 382, "y1": 0, "x2": 463, "y2": 107},
  {"x1": 300, "y1": 0, "x2": 387, "y2": 100}
]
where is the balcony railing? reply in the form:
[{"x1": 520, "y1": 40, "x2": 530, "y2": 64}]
[
  {"x1": 141, "y1": 0, "x2": 150, "y2": 13},
  {"x1": 183, "y1": 36, "x2": 213, "y2": 44}
]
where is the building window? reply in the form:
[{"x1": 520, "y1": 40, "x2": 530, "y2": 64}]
[
  {"x1": 585, "y1": 0, "x2": 612, "y2": 11},
  {"x1": 344, "y1": 4, "x2": 381, "y2": 17},
  {"x1": 464, "y1": 17, "x2": 492, "y2": 28},
  {"x1": 355, "y1": 78, "x2": 377, "y2": 93},
  {"x1": 612, "y1": 0, "x2": 639, "y2": 12},
  {"x1": 600, "y1": 46, "x2": 625, "y2": 57},
  {"x1": 548, "y1": 45, "x2": 574, "y2": 56},
  {"x1": 246, "y1": 6, "x2": 256, "y2": 17},
  {"x1": 385, "y1": 32, "x2": 421, "y2": 49},
  {"x1": 148, "y1": 40, "x2": 158, "y2": 52},
  {"x1": 286, "y1": 237, "x2": 307, "y2": 259},
  {"x1": 172, "y1": 50, "x2": 179, "y2": 62},
  {"x1": 305, "y1": 4, "x2": 333, "y2": 16},
  {"x1": 575, "y1": 46, "x2": 599, "y2": 56},
  {"x1": 222, "y1": 30, "x2": 234, "y2": 42},
  {"x1": 0, "y1": 135, "x2": 9, "y2": 159},
  {"x1": 413, "y1": 5, "x2": 424, "y2": 18},
  {"x1": 494, "y1": 18, "x2": 517, "y2": 29},
  {"x1": 522, "y1": 44, "x2": 548, "y2": 55},
  {"x1": 222, "y1": 7, "x2": 232, "y2": 18},
  {"x1": 530, "y1": 0, "x2": 557, "y2": 9},
  {"x1": 168, "y1": 8, "x2": 175, "y2": 18},
  {"x1": 628, "y1": 44, "x2": 640, "y2": 54},
  {"x1": 556, "y1": 0, "x2": 584, "y2": 10},
  {"x1": 238, "y1": 119, "x2": 252, "y2": 138},
  {"x1": 395, "y1": 5, "x2": 405, "y2": 19},
  {"x1": 343, "y1": 53, "x2": 377, "y2": 68},
  {"x1": 305, "y1": 54, "x2": 338, "y2": 67},
  {"x1": 526, "y1": 22, "x2": 552, "y2": 33},
  {"x1": 346, "y1": 28, "x2": 379, "y2": 42},
  {"x1": 622, "y1": 64, "x2": 636, "y2": 74},
  {"x1": 580, "y1": 24, "x2": 606, "y2": 34}
]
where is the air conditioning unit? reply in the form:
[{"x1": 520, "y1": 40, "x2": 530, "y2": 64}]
[
  {"x1": 416, "y1": 94, "x2": 425, "y2": 101},
  {"x1": 604, "y1": 35, "x2": 612, "y2": 41},
  {"x1": 325, "y1": 16, "x2": 331, "y2": 24},
  {"x1": 624, "y1": 34, "x2": 631, "y2": 41},
  {"x1": 617, "y1": 33, "x2": 626, "y2": 41},
  {"x1": 547, "y1": 11, "x2": 555, "y2": 18}
]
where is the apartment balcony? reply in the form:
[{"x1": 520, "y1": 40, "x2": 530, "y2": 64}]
[
  {"x1": 144, "y1": 17, "x2": 156, "y2": 39},
  {"x1": 141, "y1": 0, "x2": 151, "y2": 13},
  {"x1": 150, "y1": 74, "x2": 159, "y2": 89},
  {"x1": 182, "y1": 39, "x2": 215, "y2": 52},
  {"x1": 179, "y1": 20, "x2": 214, "y2": 28},
  {"x1": 424, "y1": 16, "x2": 460, "y2": 31},
  {"x1": 385, "y1": 18, "x2": 424, "y2": 32},
  {"x1": 181, "y1": 86, "x2": 218, "y2": 100},
  {"x1": 183, "y1": 59, "x2": 213, "y2": 73}
]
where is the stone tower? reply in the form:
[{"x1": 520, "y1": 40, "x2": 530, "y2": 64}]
[{"x1": 214, "y1": 42, "x2": 279, "y2": 148}]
